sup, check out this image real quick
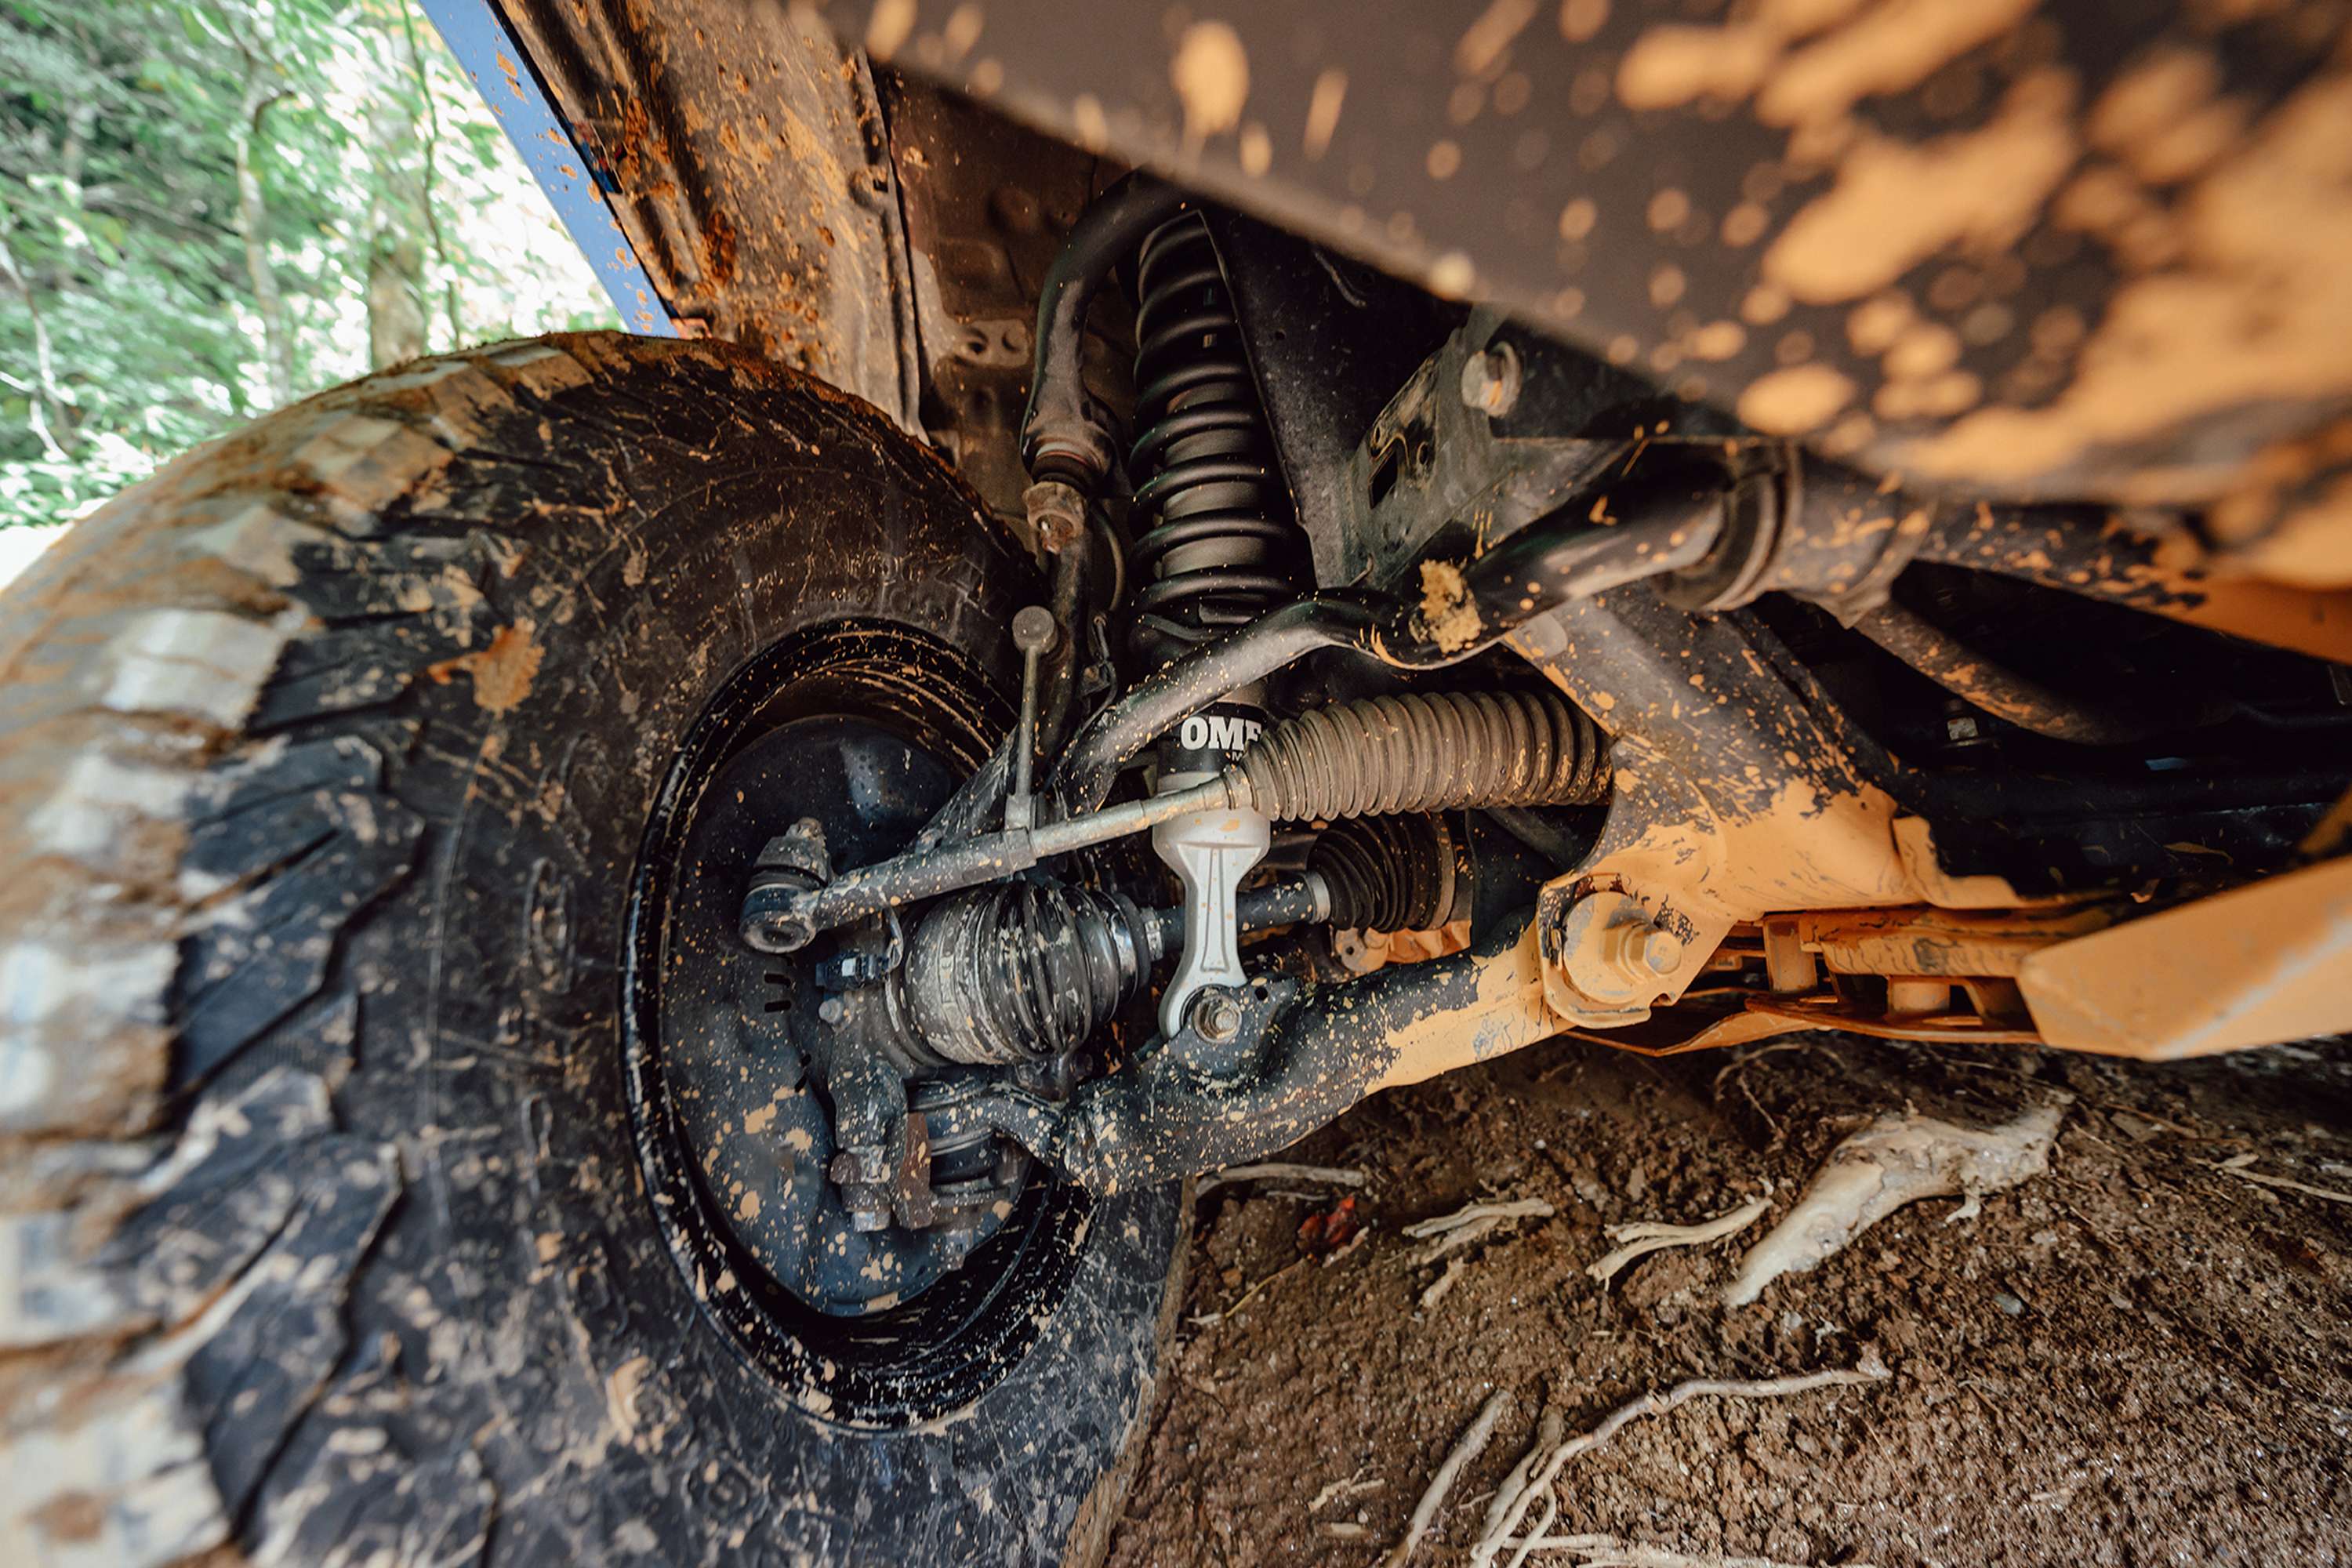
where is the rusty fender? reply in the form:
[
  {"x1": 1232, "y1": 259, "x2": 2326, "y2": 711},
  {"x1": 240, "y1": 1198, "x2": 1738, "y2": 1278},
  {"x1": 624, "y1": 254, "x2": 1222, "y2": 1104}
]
[{"x1": 1046, "y1": 915, "x2": 1561, "y2": 1192}]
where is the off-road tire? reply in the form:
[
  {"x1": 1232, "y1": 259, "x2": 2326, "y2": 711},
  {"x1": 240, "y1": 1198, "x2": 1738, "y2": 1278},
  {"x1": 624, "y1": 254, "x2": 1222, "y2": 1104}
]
[{"x1": 0, "y1": 333, "x2": 1185, "y2": 1566}]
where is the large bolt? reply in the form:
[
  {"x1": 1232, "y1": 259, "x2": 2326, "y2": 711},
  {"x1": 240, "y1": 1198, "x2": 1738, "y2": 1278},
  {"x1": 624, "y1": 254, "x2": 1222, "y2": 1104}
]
[
  {"x1": 1189, "y1": 988, "x2": 1244, "y2": 1044},
  {"x1": 1595, "y1": 918, "x2": 1682, "y2": 982},
  {"x1": 1459, "y1": 340, "x2": 1523, "y2": 417},
  {"x1": 1022, "y1": 479, "x2": 1088, "y2": 554},
  {"x1": 1555, "y1": 890, "x2": 1687, "y2": 1009}
]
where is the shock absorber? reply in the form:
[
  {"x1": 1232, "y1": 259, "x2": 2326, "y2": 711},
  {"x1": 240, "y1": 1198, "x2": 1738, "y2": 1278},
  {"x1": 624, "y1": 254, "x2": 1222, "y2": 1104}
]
[{"x1": 1123, "y1": 210, "x2": 1313, "y2": 1036}]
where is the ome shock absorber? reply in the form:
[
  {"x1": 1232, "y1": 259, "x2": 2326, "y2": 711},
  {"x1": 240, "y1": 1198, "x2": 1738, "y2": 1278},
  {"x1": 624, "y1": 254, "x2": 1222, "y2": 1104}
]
[{"x1": 1122, "y1": 209, "x2": 1313, "y2": 1033}]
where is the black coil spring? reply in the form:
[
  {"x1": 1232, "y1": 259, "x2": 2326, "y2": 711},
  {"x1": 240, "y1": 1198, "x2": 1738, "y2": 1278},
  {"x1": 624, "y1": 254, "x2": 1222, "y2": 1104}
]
[
  {"x1": 1310, "y1": 814, "x2": 1463, "y2": 932},
  {"x1": 1232, "y1": 689, "x2": 1609, "y2": 822},
  {"x1": 1126, "y1": 212, "x2": 1306, "y2": 661}
]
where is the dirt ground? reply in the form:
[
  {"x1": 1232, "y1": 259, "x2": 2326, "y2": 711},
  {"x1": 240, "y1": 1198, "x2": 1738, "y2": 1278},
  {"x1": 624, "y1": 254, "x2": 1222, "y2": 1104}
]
[{"x1": 1103, "y1": 1029, "x2": 2352, "y2": 1567}]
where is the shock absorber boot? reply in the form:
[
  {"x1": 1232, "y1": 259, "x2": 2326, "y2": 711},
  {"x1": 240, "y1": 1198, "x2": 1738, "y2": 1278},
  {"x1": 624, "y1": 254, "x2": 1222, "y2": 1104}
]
[{"x1": 1229, "y1": 689, "x2": 1607, "y2": 822}]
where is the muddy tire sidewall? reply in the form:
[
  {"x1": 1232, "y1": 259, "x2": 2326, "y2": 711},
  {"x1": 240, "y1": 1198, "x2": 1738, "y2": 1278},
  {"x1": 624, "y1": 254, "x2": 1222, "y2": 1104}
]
[{"x1": 0, "y1": 335, "x2": 1181, "y2": 1568}]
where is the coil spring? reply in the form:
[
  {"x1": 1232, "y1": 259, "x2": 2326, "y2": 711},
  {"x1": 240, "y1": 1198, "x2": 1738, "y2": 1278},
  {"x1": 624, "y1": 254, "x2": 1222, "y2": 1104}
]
[
  {"x1": 1310, "y1": 814, "x2": 1464, "y2": 932},
  {"x1": 902, "y1": 881, "x2": 1145, "y2": 1066},
  {"x1": 1127, "y1": 212, "x2": 1306, "y2": 662},
  {"x1": 1232, "y1": 689, "x2": 1608, "y2": 822}
]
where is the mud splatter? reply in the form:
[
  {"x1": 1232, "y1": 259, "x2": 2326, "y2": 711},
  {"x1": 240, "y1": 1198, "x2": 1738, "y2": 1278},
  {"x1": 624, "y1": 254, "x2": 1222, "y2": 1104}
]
[
  {"x1": 1737, "y1": 363, "x2": 1857, "y2": 434},
  {"x1": 1172, "y1": 21, "x2": 1250, "y2": 148},
  {"x1": 1418, "y1": 560, "x2": 1485, "y2": 652},
  {"x1": 425, "y1": 619, "x2": 545, "y2": 715},
  {"x1": 1762, "y1": 71, "x2": 2079, "y2": 305}
]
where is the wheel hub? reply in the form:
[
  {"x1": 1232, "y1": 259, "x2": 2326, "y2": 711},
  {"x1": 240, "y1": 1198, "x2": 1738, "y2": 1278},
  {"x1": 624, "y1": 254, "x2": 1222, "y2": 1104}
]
[
  {"x1": 658, "y1": 714, "x2": 1029, "y2": 1313},
  {"x1": 622, "y1": 621, "x2": 1090, "y2": 1427}
]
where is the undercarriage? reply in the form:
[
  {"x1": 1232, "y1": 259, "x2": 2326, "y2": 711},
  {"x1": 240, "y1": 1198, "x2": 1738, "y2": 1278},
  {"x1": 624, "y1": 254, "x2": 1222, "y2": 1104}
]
[
  {"x1": 631, "y1": 143, "x2": 2352, "y2": 1316},
  {"x1": 10, "y1": 5, "x2": 2351, "y2": 1560}
]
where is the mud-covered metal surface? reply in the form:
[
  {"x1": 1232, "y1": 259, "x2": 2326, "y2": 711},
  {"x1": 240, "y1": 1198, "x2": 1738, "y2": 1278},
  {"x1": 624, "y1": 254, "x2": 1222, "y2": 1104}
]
[
  {"x1": 2020, "y1": 855, "x2": 2352, "y2": 1059},
  {"x1": 802, "y1": 0, "x2": 2352, "y2": 567},
  {"x1": 1504, "y1": 590, "x2": 2003, "y2": 1022},
  {"x1": 496, "y1": 0, "x2": 922, "y2": 421},
  {"x1": 878, "y1": 73, "x2": 1135, "y2": 529},
  {"x1": 1046, "y1": 917, "x2": 1567, "y2": 1192}
]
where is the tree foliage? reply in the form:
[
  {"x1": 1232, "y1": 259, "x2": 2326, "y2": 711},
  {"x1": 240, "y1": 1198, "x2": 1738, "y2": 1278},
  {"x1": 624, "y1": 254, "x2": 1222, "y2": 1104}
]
[{"x1": 0, "y1": 0, "x2": 615, "y2": 528}]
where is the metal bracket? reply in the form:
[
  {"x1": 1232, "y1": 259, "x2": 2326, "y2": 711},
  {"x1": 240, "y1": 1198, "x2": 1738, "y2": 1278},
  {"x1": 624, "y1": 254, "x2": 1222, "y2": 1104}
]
[{"x1": 1150, "y1": 775, "x2": 1271, "y2": 1040}]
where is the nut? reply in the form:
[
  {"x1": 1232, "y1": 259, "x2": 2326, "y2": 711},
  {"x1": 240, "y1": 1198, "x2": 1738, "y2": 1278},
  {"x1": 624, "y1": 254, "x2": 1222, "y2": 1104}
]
[
  {"x1": 1022, "y1": 478, "x2": 1088, "y2": 553},
  {"x1": 1553, "y1": 890, "x2": 1682, "y2": 1010},
  {"x1": 1189, "y1": 989, "x2": 1244, "y2": 1043}
]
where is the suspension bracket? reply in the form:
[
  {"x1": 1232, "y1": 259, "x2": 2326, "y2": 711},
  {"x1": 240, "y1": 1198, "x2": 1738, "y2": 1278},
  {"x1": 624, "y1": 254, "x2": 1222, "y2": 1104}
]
[{"x1": 1150, "y1": 775, "x2": 1271, "y2": 1038}]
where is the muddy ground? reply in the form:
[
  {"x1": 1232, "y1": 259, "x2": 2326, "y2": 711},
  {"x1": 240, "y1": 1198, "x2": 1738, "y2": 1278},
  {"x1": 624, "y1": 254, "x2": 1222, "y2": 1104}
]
[{"x1": 1103, "y1": 1031, "x2": 2352, "y2": 1567}]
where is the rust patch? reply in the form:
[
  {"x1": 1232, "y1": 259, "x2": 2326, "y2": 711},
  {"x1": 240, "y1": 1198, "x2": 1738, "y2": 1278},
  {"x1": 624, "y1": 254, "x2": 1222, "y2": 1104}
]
[
  {"x1": 25, "y1": 1493, "x2": 104, "y2": 1543},
  {"x1": 425, "y1": 619, "x2": 545, "y2": 714},
  {"x1": 700, "y1": 208, "x2": 739, "y2": 288}
]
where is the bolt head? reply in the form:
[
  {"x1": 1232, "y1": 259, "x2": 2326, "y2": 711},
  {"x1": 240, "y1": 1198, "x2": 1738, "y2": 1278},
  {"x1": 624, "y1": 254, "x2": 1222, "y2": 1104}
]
[
  {"x1": 1640, "y1": 928, "x2": 1683, "y2": 975},
  {"x1": 817, "y1": 996, "x2": 847, "y2": 1025},
  {"x1": 1022, "y1": 479, "x2": 1088, "y2": 553},
  {"x1": 1458, "y1": 341, "x2": 1523, "y2": 417},
  {"x1": 1189, "y1": 989, "x2": 1244, "y2": 1043}
]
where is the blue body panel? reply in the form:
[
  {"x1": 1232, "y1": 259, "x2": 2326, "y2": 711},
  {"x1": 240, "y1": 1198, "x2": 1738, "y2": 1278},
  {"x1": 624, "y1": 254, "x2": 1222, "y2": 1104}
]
[{"x1": 416, "y1": 0, "x2": 676, "y2": 336}]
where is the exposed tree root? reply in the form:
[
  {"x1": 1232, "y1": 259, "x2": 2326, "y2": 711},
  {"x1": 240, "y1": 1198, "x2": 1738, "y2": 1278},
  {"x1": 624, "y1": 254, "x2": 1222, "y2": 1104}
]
[
  {"x1": 1588, "y1": 1196, "x2": 1770, "y2": 1287},
  {"x1": 1722, "y1": 1102, "x2": 2066, "y2": 1307},
  {"x1": 1384, "y1": 1386, "x2": 1513, "y2": 1567},
  {"x1": 1467, "y1": 1356, "x2": 1892, "y2": 1567},
  {"x1": 1195, "y1": 1161, "x2": 1367, "y2": 1198}
]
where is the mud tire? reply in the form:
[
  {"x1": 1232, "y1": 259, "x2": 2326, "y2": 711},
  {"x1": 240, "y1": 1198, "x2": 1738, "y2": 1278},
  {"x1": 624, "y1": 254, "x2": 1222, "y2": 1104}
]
[{"x1": 0, "y1": 334, "x2": 1183, "y2": 1566}]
